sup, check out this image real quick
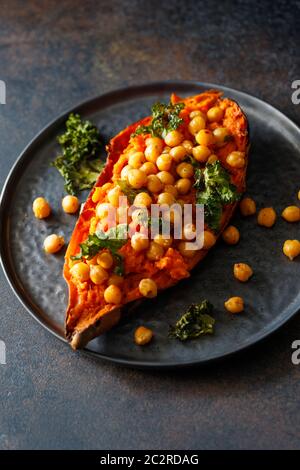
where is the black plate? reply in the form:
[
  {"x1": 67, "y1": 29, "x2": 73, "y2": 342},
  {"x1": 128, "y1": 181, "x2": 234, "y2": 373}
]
[{"x1": 0, "y1": 81, "x2": 300, "y2": 369}]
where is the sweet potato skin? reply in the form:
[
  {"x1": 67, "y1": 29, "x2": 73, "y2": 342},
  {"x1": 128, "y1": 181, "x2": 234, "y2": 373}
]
[{"x1": 64, "y1": 90, "x2": 249, "y2": 349}]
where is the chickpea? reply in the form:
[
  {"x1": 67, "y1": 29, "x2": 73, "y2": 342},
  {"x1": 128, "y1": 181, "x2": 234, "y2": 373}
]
[
  {"x1": 175, "y1": 178, "x2": 192, "y2": 195},
  {"x1": 164, "y1": 184, "x2": 178, "y2": 197},
  {"x1": 189, "y1": 110, "x2": 206, "y2": 120},
  {"x1": 222, "y1": 225, "x2": 240, "y2": 245},
  {"x1": 157, "y1": 192, "x2": 175, "y2": 206},
  {"x1": 92, "y1": 187, "x2": 102, "y2": 203},
  {"x1": 128, "y1": 151, "x2": 145, "y2": 169},
  {"x1": 207, "y1": 106, "x2": 224, "y2": 122},
  {"x1": 89, "y1": 265, "x2": 109, "y2": 285},
  {"x1": 157, "y1": 171, "x2": 175, "y2": 185},
  {"x1": 156, "y1": 154, "x2": 172, "y2": 171},
  {"x1": 283, "y1": 240, "x2": 300, "y2": 260},
  {"x1": 154, "y1": 234, "x2": 173, "y2": 248},
  {"x1": 134, "y1": 192, "x2": 152, "y2": 208},
  {"x1": 146, "y1": 241, "x2": 164, "y2": 261},
  {"x1": 104, "y1": 285, "x2": 122, "y2": 304},
  {"x1": 86, "y1": 255, "x2": 99, "y2": 265},
  {"x1": 188, "y1": 115, "x2": 206, "y2": 135},
  {"x1": 162, "y1": 146, "x2": 171, "y2": 154},
  {"x1": 207, "y1": 154, "x2": 218, "y2": 164},
  {"x1": 169, "y1": 145, "x2": 187, "y2": 162},
  {"x1": 164, "y1": 130, "x2": 184, "y2": 147},
  {"x1": 43, "y1": 234, "x2": 65, "y2": 254},
  {"x1": 233, "y1": 263, "x2": 253, "y2": 282},
  {"x1": 182, "y1": 140, "x2": 194, "y2": 154},
  {"x1": 176, "y1": 162, "x2": 194, "y2": 179},
  {"x1": 97, "y1": 251, "x2": 114, "y2": 269},
  {"x1": 213, "y1": 127, "x2": 231, "y2": 147},
  {"x1": 134, "y1": 326, "x2": 153, "y2": 345},
  {"x1": 281, "y1": 206, "x2": 300, "y2": 223},
  {"x1": 145, "y1": 144, "x2": 160, "y2": 163},
  {"x1": 183, "y1": 223, "x2": 196, "y2": 240},
  {"x1": 107, "y1": 186, "x2": 123, "y2": 207},
  {"x1": 131, "y1": 233, "x2": 149, "y2": 252},
  {"x1": 62, "y1": 195, "x2": 80, "y2": 214},
  {"x1": 127, "y1": 169, "x2": 147, "y2": 189},
  {"x1": 70, "y1": 261, "x2": 90, "y2": 282},
  {"x1": 178, "y1": 241, "x2": 198, "y2": 258},
  {"x1": 203, "y1": 231, "x2": 216, "y2": 250},
  {"x1": 257, "y1": 207, "x2": 276, "y2": 228},
  {"x1": 224, "y1": 297, "x2": 244, "y2": 314},
  {"x1": 147, "y1": 175, "x2": 163, "y2": 193},
  {"x1": 145, "y1": 137, "x2": 164, "y2": 153},
  {"x1": 195, "y1": 129, "x2": 215, "y2": 146},
  {"x1": 140, "y1": 161, "x2": 157, "y2": 175},
  {"x1": 33, "y1": 197, "x2": 51, "y2": 219},
  {"x1": 240, "y1": 197, "x2": 256, "y2": 216},
  {"x1": 226, "y1": 151, "x2": 245, "y2": 169},
  {"x1": 107, "y1": 274, "x2": 124, "y2": 286},
  {"x1": 120, "y1": 164, "x2": 131, "y2": 180},
  {"x1": 192, "y1": 145, "x2": 211, "y2": 163},
  {"x1": 96, "y1": 202, "x2": 110, "y2": 219},
  {"x1": 138, "y1": 278, "x2": 158, "y2": 298}
]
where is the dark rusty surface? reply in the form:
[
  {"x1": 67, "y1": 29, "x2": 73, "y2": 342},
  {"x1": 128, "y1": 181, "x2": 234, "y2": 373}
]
[{"x1": 0, "y1": 0, "x2": 299, "y2": 450}]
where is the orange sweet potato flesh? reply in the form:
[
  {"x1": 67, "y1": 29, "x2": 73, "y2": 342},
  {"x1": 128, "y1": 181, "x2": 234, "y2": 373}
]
[{"x1": 64, "y1": 90, "x2": 249, "y2": 349}]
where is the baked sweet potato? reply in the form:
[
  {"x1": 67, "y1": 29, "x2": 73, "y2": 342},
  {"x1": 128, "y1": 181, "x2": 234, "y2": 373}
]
[{"x1": 64, "y1": 90, "x2": 249, "y2": 349}]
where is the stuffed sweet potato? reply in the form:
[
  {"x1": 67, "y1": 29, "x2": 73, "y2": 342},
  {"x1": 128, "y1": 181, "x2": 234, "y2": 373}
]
[{"x1": 64, "y1": 90, "x2": 249, "y2": 349}]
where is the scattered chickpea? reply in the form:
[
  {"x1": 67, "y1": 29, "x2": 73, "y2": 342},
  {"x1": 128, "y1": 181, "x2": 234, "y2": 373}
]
[
  {"x1": 213, "y1": 127, "x2": 231, "y2": 147},
  {"x1": 131, "y1": 233, "x2": 150, "y2": 252},
  {"x1": 104, "y1": 285, "x2": 122, "y2": 304},
  {"x1": 120, "y1": 165, "x2": 131, "y2": 180},
  {"x1": 257, "y1": 207, "x2": 276, "y2": 227},
  {"x1": 164, "y1": 130, "x2": 184, "y2": 147},
  {"x1": 127, "y1": 169, "x2": 147, "y2": 189},
  {"x1": 195, "y1": 129, "x2": 215, "y2": 146},
  {"x1": 92, "y1": 187, "x2": 102, "y2": 203},
  {"x1": 281, "y1": 206, "x2": 300, "y2": 223},
  {"x1": 157, "y1": 171, "x2": 175, "y2": 186},
  {"x1": 176, "y1": 162, "x2": 194, "y2": 179},
  {"x1": 147, "y1": 175, "x2": 163, "y2": 193},
  {"x1": 134, "y1": 326, "x2": 153, "y2": 345},
  {"x1": 33, "y1": 197, "x2": 51, "y2": 219},
  {"x1": 207, "y1": 106, "x2": 224, "y2": 122},
  {"x1": 61, "y1": 195, "x2": 80, "y2": 214},
  {"x1": 183, "y1": 223, "x2": 196, "y2": 241},
  {"x1": 175, "y1": 178, "x2": 192, "y2": 195},
  {"x1": 283, "y1": 240, "x2": 300, "y2": 260},
  {"x1": 169, "y1": 145, "x2": 187, "y2": 162},
  {"x1": 182, "y1": 140, "x2": 194, "y2": 154},
  {"x1": 157, "y1": 192, "x2": 175, "y2": 206},
  {"x1": 156, "y1": 154, "x2": 172, "y2": 171},
  {"x1": 145, "y1": 144, "x2": 160, "y2": 163},
  {"x1": 224, "y1": 296, "x2": 244, "y2": 314},
  {"x1": 192, "y1": 145, "x2": 211, "y2": 163},
  {"x1": 43, "y1": 234, "x2": 65, "y2": 254},
  {"x1": 97, "y1": 251, "x2": 114, "y2": 269},
  {"x1": 226, "y1": 151, "x2": 245, "y2": 169},
  {"x1": 139, "y1": 278, "x2": 158, "y2": 298},
  {"x1": 233, "y1": 263, "x2": 253, "y2": 282},
  {"x1": 96, "y1": 202, "x2": 110, "y2": 219},
  {"x1": 107, "y1": 186, "x2": 123, "y2": 207},
  {"x1": 222, "y1": 225, "x2": 240, "y2": 245},
  {"x1": 140, "y1": 162, "x2": 157, "y2": 175},
  {"x1": 239, "y1": 197, "x2": 256, "y2": 216},
  {"x1": 189, "y1": 110, "x2": 206, "y2": 120},
  {"x1": 145, "y1": 137, "x2": 164, "y2": 154},
  {"x1": 203, "y1": 231, "x2": 216, "y2": 250},
  {"x1": 178, "y1": 241, "x2": 198, "y2": 258},
  {"x1": 89, "y1": 265, "x2": 109, "y2": 285},
  {"x1": 70, "y1": 261, "x2": 90, "y2": 281},
  {"x1": 146, "y1": 241, "x2": 164, "y2": 261},
  {"x1": 128, "y1": 151, "x2": 145, "y2": 169},
  {"x1": 188, "y1": 115, "x2": 206, "y2": 135},
  {"x1": 133, "y1": 192, "x2": 152, "y2": 208},
  {"x1": 164, "y1": 184, "x2": 178, "y2": 197},
  {"x1": 154, "y1": 234, "x2": 173, "y2": 248},
  {"x1": 207, "y1": 154, "x2": 218, "y2": 164}
]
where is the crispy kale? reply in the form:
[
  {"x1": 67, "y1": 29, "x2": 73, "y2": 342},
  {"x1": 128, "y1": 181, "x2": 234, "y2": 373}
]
[
  {"x1": 133, "y1": 101, "x2": 185, "y2": 138},
  {"x1": 169, "y1": 300, "x2": 215, "y2": 341}
]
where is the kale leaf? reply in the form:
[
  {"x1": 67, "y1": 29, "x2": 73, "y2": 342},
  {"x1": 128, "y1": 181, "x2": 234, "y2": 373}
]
[
  {"x1": 194, "y1": 161, "x2": 240, "y2": 231},
  {"x1": 52, "y1": 113, "x2": 104, "y2": 195},
  {"x1": 133, "y1": 101, "x2": 185, "y2": 138},
  {"x1": 169, "y1": 300, "x2": 215, "y2": 341}
]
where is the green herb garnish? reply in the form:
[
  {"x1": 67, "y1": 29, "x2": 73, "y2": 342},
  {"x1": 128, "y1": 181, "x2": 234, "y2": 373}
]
[
  {"x1": 71, "y1": 224, "x2": 128, "y2": 275},
  {"x1": 52, "y1": 113, "x2": 104, "y2": 195},
  {"x1": 133, "y1": 101, "x2": 185, "y2": 138},
  {"x1": 169, "y1": 300, "x2": 215, "y2": 341},
  {"x1": 194, "y1": 161, "x2": 240, "y2": 231},
  {"x1": 116, "y1": 179, "x2": 149, "y2": 205}
]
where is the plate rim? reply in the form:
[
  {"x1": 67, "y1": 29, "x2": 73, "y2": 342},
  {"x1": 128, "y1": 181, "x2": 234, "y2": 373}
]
[{"x1": 1, "y1": 79, "x2": 300, "y2": 369}]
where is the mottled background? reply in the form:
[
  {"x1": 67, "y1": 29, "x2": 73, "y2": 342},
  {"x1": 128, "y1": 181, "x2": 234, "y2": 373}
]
[{"x1": 0, "y1": 0, "x2": 300, "y2": 450}]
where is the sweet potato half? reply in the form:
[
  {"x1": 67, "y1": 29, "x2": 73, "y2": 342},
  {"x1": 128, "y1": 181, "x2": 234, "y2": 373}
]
[{"x1": 64, "y1": 90, "x2": 249, "y2": 349}]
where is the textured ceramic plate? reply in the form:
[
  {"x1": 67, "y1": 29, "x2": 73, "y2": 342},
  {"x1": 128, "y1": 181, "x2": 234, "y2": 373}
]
[{"x1": 0, "y1": 81, "x2": 300, "y2": 368}]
